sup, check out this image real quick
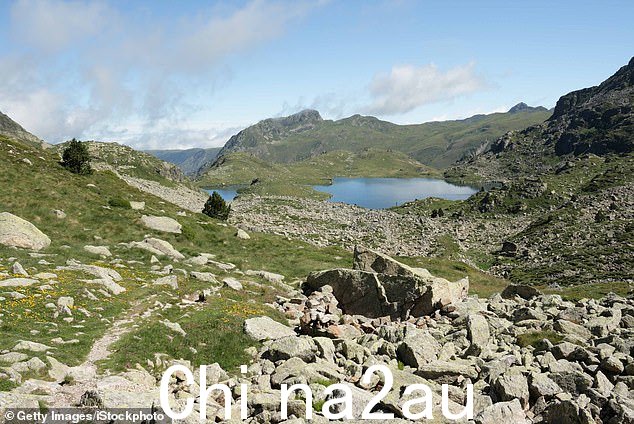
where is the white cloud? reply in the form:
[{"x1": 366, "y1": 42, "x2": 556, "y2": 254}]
[
  {"x1": 365, "y1": 62, "x2": 487, "y2": 115},
  {"x1": 10, "y1": 0, "x2": 113, "y2": 53},
  {"x1": 2, "y1": 0, "x2": 322, "y2": 146}
]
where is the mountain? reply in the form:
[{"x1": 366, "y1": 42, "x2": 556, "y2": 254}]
[
  {"x1": 448, "y1": 57, "x2": 634, "y2": 183},
  {"x1": 507, "y1": 102, "x2": 548, "y2": 114},
  {"x1": 0, "y1": 110, "x2": 48, "y2": 149},
  {"x1": 145, "y1": 147, "x2": 221, "y2": 176},
  {"x1": 437, "y1": 57, "x2": 634, "y2": 285},
  {"x1": 207, "y1": 106, "x2": 550, "y2": 172}
]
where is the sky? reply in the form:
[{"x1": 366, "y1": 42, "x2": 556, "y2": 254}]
[{"x1": 0, "y1": 0, "x2": 632, "y2": 150}]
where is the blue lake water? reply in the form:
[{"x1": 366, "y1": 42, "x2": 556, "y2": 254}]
[
  {"x1": 313, "y1": 177, "x2": 478, "y2": 209},
  {"x1": 204, "y1": 187, "x2": 241, "y2": 201}
]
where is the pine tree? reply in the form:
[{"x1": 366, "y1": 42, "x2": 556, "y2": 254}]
[
  {"x1": 202, "y1": 191, "x2": 231, "y2": 220},
  {"x1": 61, "y1": 138, "x2": 92, "y2": 175}
]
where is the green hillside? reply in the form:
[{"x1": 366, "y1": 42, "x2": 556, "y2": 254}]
[{"x1": 210, "y1": 105, "x2": 550, "y2": 171}]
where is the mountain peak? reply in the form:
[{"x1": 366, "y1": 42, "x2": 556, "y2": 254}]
[
  {"x1": 508, "y1": 102, "x2": 547, "y2": 114},
  {"x1": 271, "y1": 109, "x2": 323, "y2": 126}
]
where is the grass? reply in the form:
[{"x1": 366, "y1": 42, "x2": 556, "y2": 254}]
[
  {"x1": 516, "y1": 330, "x2": 564, "y2": 349},
  {"x1": 101, "y1": 288, "x2": 286, "y2": 375}
]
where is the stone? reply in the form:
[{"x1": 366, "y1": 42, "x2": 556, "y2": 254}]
[
  {"x1": 352, "y1": 245, "x2": 429, "y2": 277},
  {"x1": 554, "y1": 319, "x2": 592, "y2": 341},
  {"x1": 140, "y1": 215, "x2": 182, "y2": 233},
  {"x1": 264, "y1": 336, "x2": 315, "y2": 362},
  {"x1": 129, "y1": 201, "x2": 145, "y2": 210},
  {"x1": 492, "y1": 368, "x2": 530, "y2": 409},
  {"x1": 501, "y1": 284, "x2": 542, "y2": 300},
  {"x1": 0, "y1": 212, "x2": 51, "y2": 251},
  {"x1": 0, "y1": 352, "x2": 29, "y2": 364},
  {"x1": 306, "y1": 250, "x2": 468, "y2": 319},
  {"x1": 11, "y1": 262, "x2": 28, "y2": 276},
  {"x1": 415, "y1": 360, "x2": 479, "y2": 383},
  {"x1": 236, "y1": 228, "x2": 251, "y2": 240},
  {"x1": 246, "y1": 270, "x2": 285, "y2": 284},
  {"x1": 529, "y1": 372, "x2": 563, "y2": 398},
  {"x1": 52, "y1": 209, "x2": 66, "y2": 219},
  {"x1": 0, "y1": 278, "x2": 37, "y2": 288},
  {"x1": 154, "y1": 275, "x2": 178, "y2": 290},
  {"x1": 397, "y1": 328, "x2": 440, "y2": 368},
  {"x1": 131, "y1": 237, "x2": 185, "y2": 260},
  {"x1": 13, "y1": 340, "x2": 52, "y2": 352},
  {"x1": 466, "y1": 313, "x2": 490, "y2": 356},
  {"x1": 244, "y1": 316, "x2": 296, "y2": 341},
  {"x1": 57, "y1": 296, "x2": 74, "y2": 308},
  {"x1": 186, "y1": 255, "x2": 208, "y2": 266},
  {"x1": 223, "y1": 277, "x2": 243, "y2": 290},
  {"x1": 161, "y1": 320, "x2": 186, "y2": 336},
  {"x1": 190, "y1": 272, "x2": 218, "y2": 283},
  {"x1": 600, "y1": 356, "x2": 624, "y2": 374},
  {"x1": 475, "y1": 399, "x2": 528, "y2": 424},
  {"x1": 83, "y1": 245, "x2": 112, "y2": 257}
]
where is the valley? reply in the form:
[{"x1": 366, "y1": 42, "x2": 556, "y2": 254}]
[{"x1": 0, "y1": 55, "x2": 632, "y2": 424}]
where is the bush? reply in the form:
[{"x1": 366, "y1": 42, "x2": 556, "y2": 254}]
[
  {"x1": 61, "y1": 138, "x2": 92, "y2": 175},
  {"x1": 203, "y1": 191, "x2": 231, "y2": 220},
  {"x1": 108, "y1": 198, "x2": 130, "y2": 209}
]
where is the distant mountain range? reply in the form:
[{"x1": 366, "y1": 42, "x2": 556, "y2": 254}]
[
  {"x1": 206, "y1": 104, "x2": 551, "y2": 172},
  {"x1": 145, "y1": 148, "x2": 222, "y2": 176}
]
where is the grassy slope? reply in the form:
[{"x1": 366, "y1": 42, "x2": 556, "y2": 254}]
[
  {"x1": 198, "y1": 149, "x2": 439, "y2": 198},
  {"x1": 219, "y1": 109, "x2": 550, "y2": 169}
]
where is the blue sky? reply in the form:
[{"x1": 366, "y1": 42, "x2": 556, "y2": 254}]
[{"x1": 0, "y1": 0, "x2": 632, "y2": 149}]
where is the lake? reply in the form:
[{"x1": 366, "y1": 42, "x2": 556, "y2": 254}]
[
  {"x1": 204, "y1": 187, "x2": 240, "y2": 201},
  {"x1": 313, "y1": 177, "x2": 478, "y2": 209}
]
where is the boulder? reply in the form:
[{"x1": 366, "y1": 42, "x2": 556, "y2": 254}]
[
  {"x1": 236, "y1": 228, "x2": 251, "y2": 240},
  {"x1": 264, "y1": 336, "x2": 316, "y2": 362},
  {"x1": 154, "y1": 275, "x2": 178, "y2": 290},
  {"x1": 491, "y1": 368, "x2": 530, "y2": 409},
  {"x1": 140, "y1": 215, "x2": 182, "y2": 234},
  {"x1": 83, "y1": 245, "x2": 112, "y2": 257},
  {"x1": 190, "y1": 271, "x2": 218, "y2": 283},
  {"x1": 129, "y1": 201, "x2": 145, "y2": 210},
  {"x1": 0, "y1": 278, "x2": 38, "y2": 287},
  {"x1": 353, "y1": 245, "x2": 428, "y2": 277},
  {"x1": 306, "y1": 249, "x2": 468, "y2": 318},
  {"x1": 501, "y1": 284, "x2": 542, "y2": 300},
  {"x1": 223, "y1": 277, "x2": 243, "y2": 291},
  {"x1": 475, "y1": 399, "x2": 528, "y2": 424},
  {"x1": 0, "y1": 212, "x2": 51, "y2": 251},
  {"x1": 11, "y1": 262, "x2": 28, "y2": 276},
  {"x1": 466, "y1": 314, "x2": 490, "y2": 356},
  {"x1": 244, "y1": 316, "x2": 296, "y2": 341},
  {"x1": 397, "y1": 328, "x2": 440, "y2": 368},
  {"x1": 130, "y1": 237, "x2": 185, "y2": 260}
]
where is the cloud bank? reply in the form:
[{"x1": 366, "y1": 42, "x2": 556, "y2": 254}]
[
  {"x1": 365, "y1": 62, "x2": 487, "y2": 115},
  {"x1": 0, "y1": 0, "x2": 320, "y2": 148}
]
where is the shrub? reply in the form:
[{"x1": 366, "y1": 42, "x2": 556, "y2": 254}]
[
  {"x1": 61, "y1": 138, "x2": 92, "y2": 175},
  {"x1": 203, "y1": 191, "x2": 231, "y2": 220},
  {"x1": 108, "y1": 198, "x2": 130, "y2": 209}
]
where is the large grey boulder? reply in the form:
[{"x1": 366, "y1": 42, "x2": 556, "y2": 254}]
[
  {"x1": 130, "y1": 237, "x2": 185, "y2": 260},
  {"x1": 0, "y1": 212, "x2": 51, "y2": 251},
  {"x1": 306, "y1": 247, "x2": 468, "y2": 318},
  {"x1": 244, "y1": 316, "x2": 296, "y2": 341},
  {"x1": 397, "y1": 328, "x2": 440, "y2": 368},
  {"x1": 491, "y1": 368, "x2": 530, "y2": 409},
  {"x1": 140, "y1": 215, "x2": 182, "y2": 233}
]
